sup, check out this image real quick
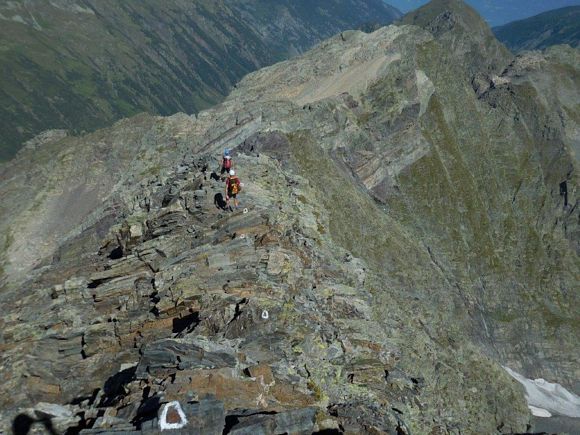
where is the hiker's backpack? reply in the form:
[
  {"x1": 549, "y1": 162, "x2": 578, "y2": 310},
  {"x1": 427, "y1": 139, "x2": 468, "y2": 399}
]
[
  {"x1": 223, "y1": 157, "x2": 232, "y2": 169},
  {"x1": 230, "y1": 177, "x2": 240, "y2": 195}
]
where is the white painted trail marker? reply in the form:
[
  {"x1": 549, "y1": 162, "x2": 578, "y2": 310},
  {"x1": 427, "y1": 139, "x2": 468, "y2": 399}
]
[
  {"x1": 159, "y1": 401, "x2": 188, "y2": 430},
  {"x1": 261, "y1": 310, "x2": 269, "y2": 320}
]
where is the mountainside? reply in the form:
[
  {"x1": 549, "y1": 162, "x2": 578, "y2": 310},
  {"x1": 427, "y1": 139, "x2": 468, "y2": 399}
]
[
  {"x1": 0, "y1": 0, "x2": 579, "y2": 433},
  {"x1": 494, "y1": 6, "x2": 580, "y2": 53},
  {"x1": 389, "y1": 0, "x2": 580, "y2": 25},
  {"x1": 0, "y1": 0, "x2": 401, "y2": 161}
]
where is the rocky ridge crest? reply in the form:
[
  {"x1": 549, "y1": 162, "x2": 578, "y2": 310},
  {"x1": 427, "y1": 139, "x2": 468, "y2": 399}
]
[{"x1": 0, "y1": 0, "x2": 578, "y2": 433}]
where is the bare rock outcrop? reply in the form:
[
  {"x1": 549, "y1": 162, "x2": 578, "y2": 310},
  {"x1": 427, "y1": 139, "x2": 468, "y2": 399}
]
[{"x1": 0, "y1": 1, "x2": 578, "y2": 433}]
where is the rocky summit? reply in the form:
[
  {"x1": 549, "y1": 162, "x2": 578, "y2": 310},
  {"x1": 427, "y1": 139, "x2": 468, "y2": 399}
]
[{"x1": 0, "y1": 0, "x2": 578, "y2": 433}]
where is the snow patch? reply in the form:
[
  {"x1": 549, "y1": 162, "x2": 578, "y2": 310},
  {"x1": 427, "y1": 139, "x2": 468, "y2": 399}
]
[
  {"x1": 504, "y1": 366, "x2": 580, "y2": 418},
  {"x1": 529, "y1": 405, "x2": 552, "y2": 418},
  {"x1": 29, "y1": 13, "x2": 42, "y2": 31},
  {"x1": 70, "y1": 4, "x2": 95, "y2": 14},
  {"x1": 11, "y1": 14, "x2": 25, "y2": 24},
  {"x1": 49, "y1": 1, "x2": 95, "y2": 14}
]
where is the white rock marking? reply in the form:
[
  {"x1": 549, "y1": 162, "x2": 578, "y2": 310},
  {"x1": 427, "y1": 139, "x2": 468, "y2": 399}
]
[{"x1": 159, "y1": 401, "x2": 188, "y2": 430}]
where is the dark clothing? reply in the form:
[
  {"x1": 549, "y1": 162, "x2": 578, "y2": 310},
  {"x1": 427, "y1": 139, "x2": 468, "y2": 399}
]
[{"x1": 214, "y1": 193, "x2": 227, "y2": 209}]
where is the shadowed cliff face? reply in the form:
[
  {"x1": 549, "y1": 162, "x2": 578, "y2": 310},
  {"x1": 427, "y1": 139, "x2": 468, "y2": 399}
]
[
  {"x1": 0, "y1": 0, "x2": 401, "y2": 161},
  {"x1": 0, "y1": 0, "x2": 578, "y2": 433}
]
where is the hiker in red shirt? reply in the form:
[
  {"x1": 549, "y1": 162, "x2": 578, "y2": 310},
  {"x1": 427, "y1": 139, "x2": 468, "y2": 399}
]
[{"x1": 221, "y1": 148, "x2": 233, "y2": 178}]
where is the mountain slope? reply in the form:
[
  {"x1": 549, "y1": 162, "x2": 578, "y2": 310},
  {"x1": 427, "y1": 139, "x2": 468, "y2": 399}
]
[
  {"x1": 0, "y1": 0, "x2": 401, "y2": 161},
  {"x1": 0, "y1": 0, "x2": 578, "y2": 433},
  {"x1": 494, "y1": 6, "x2": 580, "y2": 52},
  {"x1": 390, "y1": 0, "x2": 580, "y2": 25}
]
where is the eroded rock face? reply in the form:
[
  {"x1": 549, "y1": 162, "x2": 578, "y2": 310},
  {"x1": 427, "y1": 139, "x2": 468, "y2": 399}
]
[{"x1": 0, "y1": 0, "x2": 578, "y2": 433}]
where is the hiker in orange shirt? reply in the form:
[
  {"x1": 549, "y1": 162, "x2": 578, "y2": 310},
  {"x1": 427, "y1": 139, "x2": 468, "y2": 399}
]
[{"x1": 225, "y1": 170, "x2": 242, "y2": 209}]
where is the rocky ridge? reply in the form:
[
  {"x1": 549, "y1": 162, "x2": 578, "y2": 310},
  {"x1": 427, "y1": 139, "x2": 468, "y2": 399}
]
[{"x1": 0, "y1": 0, "x2": 578, "y2": 433}]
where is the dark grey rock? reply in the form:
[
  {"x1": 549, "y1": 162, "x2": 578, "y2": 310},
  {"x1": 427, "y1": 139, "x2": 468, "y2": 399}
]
[
  {"x1": 135, "y1": 339, "x2": 237, "y2": 379},
  {"x1": 227, "y1": 408, "x2": 316, "y2": 435}
]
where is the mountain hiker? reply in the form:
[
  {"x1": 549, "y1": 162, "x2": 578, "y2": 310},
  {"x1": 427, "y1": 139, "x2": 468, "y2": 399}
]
[
  {"x1": 221, "y1": 148, "x2": 233, "y2": 177},
  {"x1": 225, "y1": 169, "x2": 241, "y2": 209}
]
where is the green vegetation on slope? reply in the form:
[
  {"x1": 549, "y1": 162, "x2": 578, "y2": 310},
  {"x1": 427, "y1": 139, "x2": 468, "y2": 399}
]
[
  {"x1": 0, "y1": 0, "x2": 400, "y2": 161},
  {"x1": 493, "y1": 6, "x2": 580, "y2": 52}
]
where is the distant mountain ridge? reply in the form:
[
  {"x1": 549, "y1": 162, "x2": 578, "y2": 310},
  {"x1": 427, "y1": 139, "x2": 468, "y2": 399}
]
[
  {"x1": 388, "y1": 0, "x2": 580, "y2": 25},
  {"x1": 0, "y1": 0, "x2": 401, "y2": 161},
  {"x1": 494, "y1": 6, "x2": 580, "y2": 52}
]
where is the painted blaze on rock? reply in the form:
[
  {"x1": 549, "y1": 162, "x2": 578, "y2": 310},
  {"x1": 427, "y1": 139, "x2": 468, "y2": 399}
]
[{"x1": 160, "y1": 401, "x2": 188, "y2": 430}]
